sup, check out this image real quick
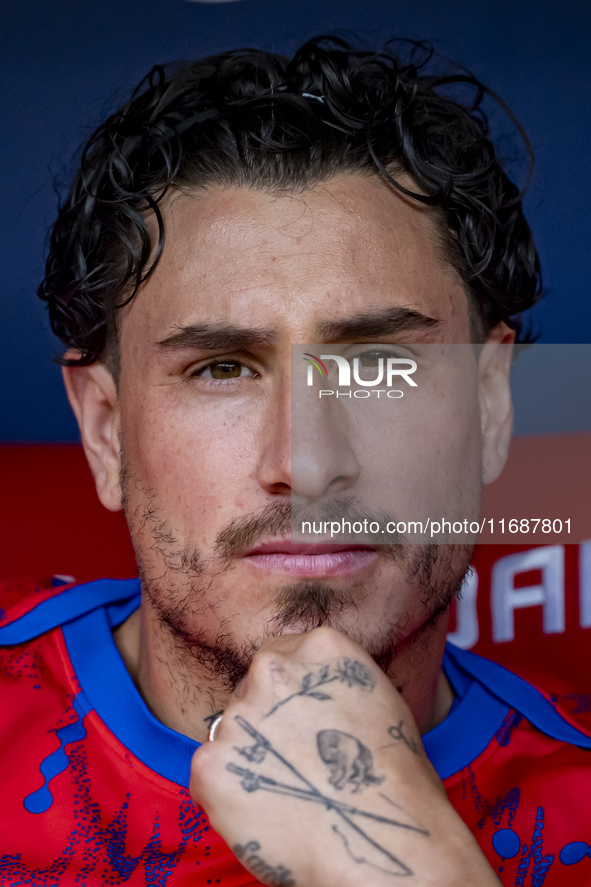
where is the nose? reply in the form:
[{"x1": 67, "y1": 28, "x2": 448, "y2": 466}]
[
  {"x1": 291, "y1": 385, "x2": 362, "y2": 502},
  {"x1": 256, "y1": 362, "x2": 361, "y2": 504}
]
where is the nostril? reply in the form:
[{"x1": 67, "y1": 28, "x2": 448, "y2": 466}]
[{"x1": 270, "y1": 482, "x2": 291, "y2": 494}]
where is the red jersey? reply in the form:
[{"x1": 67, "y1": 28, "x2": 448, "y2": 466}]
[{"x1": 1, "y1": 578, "x2": 591, "y2": 885}]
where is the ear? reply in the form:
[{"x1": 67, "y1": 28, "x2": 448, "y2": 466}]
[
  {"x1": 62, "y1": 355, "x2": 123, "y2": 512},
  {"x1": 479, "y1": 323, "x2": 516, "y2": 485}
]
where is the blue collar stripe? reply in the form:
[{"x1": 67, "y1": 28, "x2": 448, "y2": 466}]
[
  {"x1": 424, "y1": 657, "x2": 510, "y2": 780},
  {"x1": 8, "y1": 579, "x2": 590, "y2": 789},
  {"x1": 62, "y1": 605, "x2": 199, "y2": 787}
]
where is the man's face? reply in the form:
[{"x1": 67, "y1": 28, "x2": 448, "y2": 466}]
[{"x1": 112, "y1": 174, "x2": 502, "y2": 686}]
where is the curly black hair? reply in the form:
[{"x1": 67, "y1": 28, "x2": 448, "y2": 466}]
[{"x1": 39, "y1": 36, "x2": 541, "y2": 375}]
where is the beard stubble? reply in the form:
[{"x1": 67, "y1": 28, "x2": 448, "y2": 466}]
[{"x1": 120, "y1": 459, "x2": 473, "y2": 695}]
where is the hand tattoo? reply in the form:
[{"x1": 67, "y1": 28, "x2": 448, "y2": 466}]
[
  {"x1": 317, "y1": 729, "x2": 384, "y2": 793},
  {"x1": 264, "y1": 658, "x2": 376, "y2": 718},
  {"x1": 203, "y1": 709, "x2": 224, "y2": 730},
  {"x1": 233, "y1": 840, "x2": 296, "y2": 886},
  {"x1": 383, "y1": 720, "x2": 420, "y2": 756},
  {"x1": 227, "y1": 716, "x2": 428, "y2": 877}
]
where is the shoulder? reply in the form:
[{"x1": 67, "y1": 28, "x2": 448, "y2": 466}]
[
  {"x1": 0, "y1": 577, "x2": 140, "y2": 712},
  {"x1": 0, "y1": 577, "x2": 141, "y2": 646},
  {"x1": 442, "y1": 646, "x2": 591, "y2": 884},
  {"x1": 445, "y1": 643, "x2": 591, "y2": 745}
]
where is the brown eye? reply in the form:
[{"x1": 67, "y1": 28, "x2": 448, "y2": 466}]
[
  {"x1": 209, "y1": 361, "x2": 243, "y2": 379},
  {"x1": 194, "y1": 361, "x2": 257, "y2": 381}
]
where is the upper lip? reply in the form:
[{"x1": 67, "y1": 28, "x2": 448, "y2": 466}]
[{"x1": 243, "y1": 539, "x2": 376, "y2": 557}]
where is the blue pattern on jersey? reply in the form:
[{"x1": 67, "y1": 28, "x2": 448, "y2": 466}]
[{"x1": 24, "y1": 693, "x2": 87, "y2": 814}]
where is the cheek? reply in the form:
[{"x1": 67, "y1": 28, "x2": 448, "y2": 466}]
[
  {"x1": 424, "y1": 398, "x2": 482, "y2": 500},
  {"x1": 121, "y1": 394, "x2": 262, "y2": 537},
  {"x1": 351, "y1": 377, "x2": 482, "y2": 517}
]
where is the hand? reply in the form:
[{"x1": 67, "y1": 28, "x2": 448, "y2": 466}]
[{"x1": 190, "y1": 627, "x2": 499, "y2": 886}]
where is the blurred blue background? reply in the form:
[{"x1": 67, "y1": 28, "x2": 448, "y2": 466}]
[{"x1": 2, "y1": 0, "x2": 590, "y2": 441}]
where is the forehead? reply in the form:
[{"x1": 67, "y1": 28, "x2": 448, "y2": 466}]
[{"x1": 120, "y1": 174, "x2": 471, "y2": 350}]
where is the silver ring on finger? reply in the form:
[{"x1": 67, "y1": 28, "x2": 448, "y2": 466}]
[{"x1": 207, "y1": 713, "x2": 224, "y2": 742}]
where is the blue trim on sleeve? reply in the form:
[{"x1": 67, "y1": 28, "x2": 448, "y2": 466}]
[
  {"x1": 444, "y1": 643, "x2": 591, "y2": 750},
  {"x1": 0, "y1": 578, "x2": 141, "y2": 645},
  {"x1": 62, "y1": 601, "x2": 199, "y2": 788},
  {"x1": 424, "y1": 643, "x2": 591, "y2": 779}
]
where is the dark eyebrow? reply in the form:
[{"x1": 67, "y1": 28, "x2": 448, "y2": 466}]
[
  {"x1": 318, "y1": 307, "x2": 440, "y2": 340},
  {"x1": 157, "y1": 323, "x2": 278, "y2": 351}
]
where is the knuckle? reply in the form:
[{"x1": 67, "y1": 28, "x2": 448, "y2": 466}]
[
  {"x1": 243, "y1": 649, "x2": 285, "y2": 693},
  {"x1": 190, "y1": 746, "x2": 205, "y2": 779},
  {"x1": 190, "y1": 744, "x2": 216, "y2": 790},
  {"x1": 303, "y1": 625, "x2": 353, "y2": 654},
  {"x1": 249, "y1": 647, "x2": 279, "y2": 676},
  {"x1": 189, "y1": 752, "x2": 207, "y2": 801}
]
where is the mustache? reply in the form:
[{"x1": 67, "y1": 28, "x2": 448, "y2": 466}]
[{"x1": 214, "y1": 497, "x2": 406, "y2": 559}]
